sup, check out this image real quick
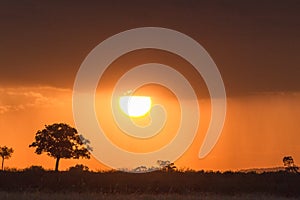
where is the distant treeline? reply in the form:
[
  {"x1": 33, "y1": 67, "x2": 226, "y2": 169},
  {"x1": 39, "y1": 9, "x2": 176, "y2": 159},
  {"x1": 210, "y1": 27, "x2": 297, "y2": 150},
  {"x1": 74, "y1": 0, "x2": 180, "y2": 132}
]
[{"x1": 0, "y1": 170, "x2": 299, "y2": 196}]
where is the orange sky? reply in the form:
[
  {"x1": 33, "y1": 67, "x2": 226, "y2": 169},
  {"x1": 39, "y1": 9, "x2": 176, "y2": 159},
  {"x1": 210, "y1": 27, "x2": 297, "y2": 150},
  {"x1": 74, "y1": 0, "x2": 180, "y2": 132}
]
[{"x1": 0, "y1": 86, "x2": 299, "y2": 171}]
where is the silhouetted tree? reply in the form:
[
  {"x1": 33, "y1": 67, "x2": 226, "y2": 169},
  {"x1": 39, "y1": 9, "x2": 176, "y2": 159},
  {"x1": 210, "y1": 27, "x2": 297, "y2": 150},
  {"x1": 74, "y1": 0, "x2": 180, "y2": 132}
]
[
  {"x1": 29, "y1": 123, "x2": 91, "y2": 171},
  {"x1": 0, "y1": 146, "x2": 14, "y2": 171},
  {"x1": 157, "y1": 160, "x2": 177, "y2": 172},
  {"x1": 283, "y1": 156, "x2": 299, "y2": 173}
]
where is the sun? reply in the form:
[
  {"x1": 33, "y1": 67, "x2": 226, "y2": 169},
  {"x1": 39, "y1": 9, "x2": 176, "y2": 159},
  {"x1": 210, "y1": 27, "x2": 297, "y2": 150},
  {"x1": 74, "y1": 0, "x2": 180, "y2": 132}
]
[{"x1": 119, "y1": 96, "x2": 152, "y2": 118}]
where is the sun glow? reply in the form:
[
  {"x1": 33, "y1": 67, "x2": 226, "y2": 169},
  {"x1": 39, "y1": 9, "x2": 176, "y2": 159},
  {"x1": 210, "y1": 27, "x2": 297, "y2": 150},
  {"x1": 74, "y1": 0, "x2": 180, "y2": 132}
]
[{"x1": 119, "y1": 96, "x2": 152, "y2": 117}]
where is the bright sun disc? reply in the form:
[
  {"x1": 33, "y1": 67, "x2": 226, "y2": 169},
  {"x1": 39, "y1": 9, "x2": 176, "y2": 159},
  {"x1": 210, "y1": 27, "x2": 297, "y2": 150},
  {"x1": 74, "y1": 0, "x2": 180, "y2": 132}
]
[{"x1": 119, "y1": 96, "x2": 152, "y2": 117}]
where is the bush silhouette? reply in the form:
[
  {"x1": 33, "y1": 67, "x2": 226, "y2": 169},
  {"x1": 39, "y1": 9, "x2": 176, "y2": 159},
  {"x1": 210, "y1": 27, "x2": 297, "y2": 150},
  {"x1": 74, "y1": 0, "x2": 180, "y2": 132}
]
[
  {"x1": 68, "y1": 164, "x2": 89, "y2": 172},
  {"x1": 23, "y1": 165, "x2": 45, "y2": 172}
]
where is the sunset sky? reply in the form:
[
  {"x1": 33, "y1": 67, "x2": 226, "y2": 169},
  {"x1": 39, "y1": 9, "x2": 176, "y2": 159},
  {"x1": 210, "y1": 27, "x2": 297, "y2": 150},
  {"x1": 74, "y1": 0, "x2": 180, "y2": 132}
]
[{"x1": 0, "y1": 0, "x2": 300, "y2": 171}]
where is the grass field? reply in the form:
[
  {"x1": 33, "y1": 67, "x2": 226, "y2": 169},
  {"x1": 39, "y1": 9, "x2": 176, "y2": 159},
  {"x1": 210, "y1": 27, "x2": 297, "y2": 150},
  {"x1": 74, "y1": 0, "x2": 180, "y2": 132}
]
[
  {"x1": 0, "y1": 192, "x2": 299, "y2": 200},
  {"x1": 1, "y1": 170, "x2": 299, "y2": 199}
]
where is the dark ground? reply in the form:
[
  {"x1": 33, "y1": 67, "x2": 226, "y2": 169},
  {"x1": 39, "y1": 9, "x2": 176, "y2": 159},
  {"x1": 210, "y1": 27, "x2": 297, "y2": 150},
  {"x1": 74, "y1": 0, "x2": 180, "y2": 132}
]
[{"x1": 0, "y1": 170, "x2": 299, "y2": 198}]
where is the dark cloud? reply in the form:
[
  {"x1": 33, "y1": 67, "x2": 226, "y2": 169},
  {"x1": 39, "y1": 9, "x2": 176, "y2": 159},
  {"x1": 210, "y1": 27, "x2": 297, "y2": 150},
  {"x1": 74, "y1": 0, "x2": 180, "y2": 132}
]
[{"x1": 0, "y1": 0, "x2": 299, "y2": 96}]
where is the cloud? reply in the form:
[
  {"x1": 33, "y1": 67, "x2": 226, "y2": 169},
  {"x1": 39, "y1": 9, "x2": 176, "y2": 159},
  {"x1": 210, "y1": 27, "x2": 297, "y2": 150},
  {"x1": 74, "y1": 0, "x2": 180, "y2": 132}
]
[{"x1": 0, "y1": 86, "x2": 72, "y2": 114}]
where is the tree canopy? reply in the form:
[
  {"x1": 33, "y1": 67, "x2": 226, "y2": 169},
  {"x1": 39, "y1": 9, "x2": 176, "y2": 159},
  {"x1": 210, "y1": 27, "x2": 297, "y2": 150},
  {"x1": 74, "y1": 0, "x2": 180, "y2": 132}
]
[
  {"x1": 283, "y1": 156, "x2": 299, "y2": 173},
  {"x1": 0, "y1": 146, "x2": 14, "y2": 170},
  {"x1": 157, "y1": 160, "x2": 177, "y2": 172},
  {"x1": 29, "y1": 123, "x2": 91, "y2": 171}
]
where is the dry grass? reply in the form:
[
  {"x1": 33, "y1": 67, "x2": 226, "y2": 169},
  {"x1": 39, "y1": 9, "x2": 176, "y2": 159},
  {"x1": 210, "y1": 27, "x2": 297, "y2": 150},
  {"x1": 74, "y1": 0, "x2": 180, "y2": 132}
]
[{"x1": 0, "y1": 192, "x2": 298, "y2": 200}]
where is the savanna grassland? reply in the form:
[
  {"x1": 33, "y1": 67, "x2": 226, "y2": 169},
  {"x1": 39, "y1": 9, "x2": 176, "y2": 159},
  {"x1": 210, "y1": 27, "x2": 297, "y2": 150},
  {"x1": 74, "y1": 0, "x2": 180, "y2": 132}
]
[
  {"x1": 0, "y1": 192, "x2": 299, "y2": 200},
  {"x1": 0, "y1": 169, "x2": 299, "y2": 199}
]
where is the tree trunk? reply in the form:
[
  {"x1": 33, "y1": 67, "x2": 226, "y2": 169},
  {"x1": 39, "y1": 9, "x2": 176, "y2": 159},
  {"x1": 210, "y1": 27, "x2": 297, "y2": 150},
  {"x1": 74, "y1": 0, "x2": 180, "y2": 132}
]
[
  {"x1": 55, "y1": 157, "x2": 60, "y2": 172},
  {"x1": 1, "y1": 157, "x2": 4, "y2": 171}
]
